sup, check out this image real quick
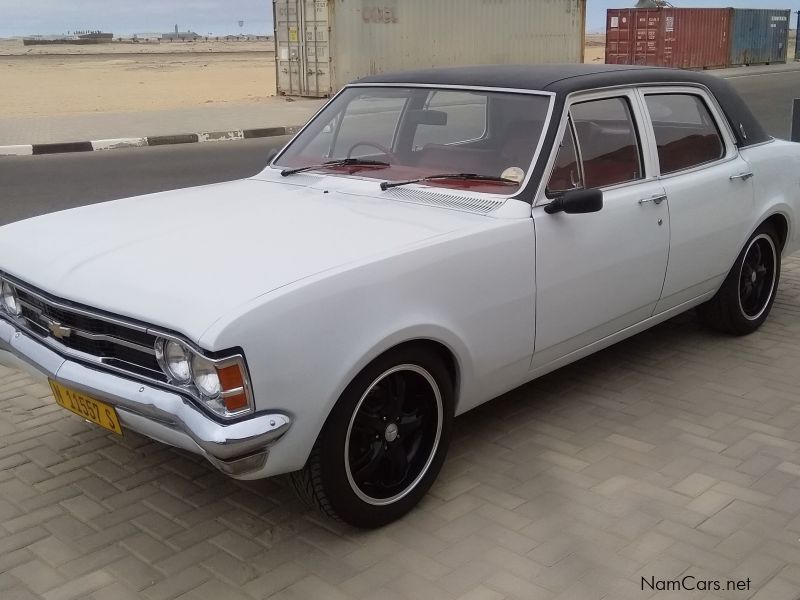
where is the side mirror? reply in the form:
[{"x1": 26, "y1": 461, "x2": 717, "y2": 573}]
[
  {"x1": 265, "y1": 148, "x2": 279, "y2": 165},
  {"x1": 544, "y1": 188, "x2": 603, "y2": 215}
]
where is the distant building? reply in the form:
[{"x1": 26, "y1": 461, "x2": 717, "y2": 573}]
[
  {"x1": 161, "y1": 25, "x2": 201, "y2": 41},
  {"x1": 132, "y1": 33, "x2": 162, "y2": 41},
  {"x1": 75, "y1": 30, "x2": 113, "y2": 40},
  {"x1": 23, "y1": 31, "x2": 114, "y2": 46}
]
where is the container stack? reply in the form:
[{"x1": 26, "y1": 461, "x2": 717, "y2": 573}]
[{"x1": 606, "y1": 7, "x2": 791, "y2": 69}]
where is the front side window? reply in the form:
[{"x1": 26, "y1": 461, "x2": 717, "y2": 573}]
[
  {"x1": 644, "y1": 94, "x2": 725, "y2": 174},
  {"x1": 546, "y1": 96, "x2": 643, "y2": 193},
  {"x1": 276, "y1": 86, "x2": 551, "y2": 193},
  {"x1": 571, "y1": 97, "x2": 643, "y2": 189},
  {"x1": 546, "y1": 118, "x2": 583, "y2": 195}
]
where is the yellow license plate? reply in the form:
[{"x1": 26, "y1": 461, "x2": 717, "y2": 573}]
[{"x1": 48, "y1": 380, "x2": 122, "y2": 435}]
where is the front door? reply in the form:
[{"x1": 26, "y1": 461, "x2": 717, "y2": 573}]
[{"x1": 532, "y1": 91, "x2": 670, "y2": 368}]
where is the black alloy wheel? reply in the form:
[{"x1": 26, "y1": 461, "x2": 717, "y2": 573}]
[
  {"x1": 698, "y1": 223, "x2": 781, "y2": 335},
  {"x1": 345, "y1": 365, "x2": 442, "y2": 505},
  {"x1": 738, "y1": 233, "x2": 777, "y2": 321},
  {"x1": 290, "y1": 345, "x2": 453, "y2": 528}
]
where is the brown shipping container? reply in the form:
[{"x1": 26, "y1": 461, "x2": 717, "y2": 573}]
[{"x1": 606, "y1": 8, "x2": 731, "y2": 69}]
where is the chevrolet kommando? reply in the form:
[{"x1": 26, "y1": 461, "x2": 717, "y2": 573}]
[{"x1": 1, "y1": 65, "x2": 798, "y2": 527}]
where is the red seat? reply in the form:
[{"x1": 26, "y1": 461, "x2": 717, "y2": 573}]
[
  {"x1": 657, "y1": 134, "x2": 723, "y2": 174},
  {"x1": 583, "y1": 145, "x2": 640, "y2": 188}
]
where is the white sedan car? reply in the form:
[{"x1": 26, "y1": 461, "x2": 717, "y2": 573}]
[{"x1": 1, "y1": 65, "x2": 798, "y2": 527}]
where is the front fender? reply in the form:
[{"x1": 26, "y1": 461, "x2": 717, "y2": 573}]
[{"x1": 202, "y1": 219, "x2": 536, "y2": 476}]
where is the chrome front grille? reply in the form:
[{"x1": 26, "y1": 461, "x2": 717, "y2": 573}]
[{"x1": 13, "y1": 284, "x2": 166, "y2": 382}]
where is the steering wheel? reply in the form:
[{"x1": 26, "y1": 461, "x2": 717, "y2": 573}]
[{"x1": 346, "y1": 141, "x2": 395, "y2": 161}]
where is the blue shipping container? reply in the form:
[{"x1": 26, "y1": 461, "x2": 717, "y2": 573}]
[{"x1": 730, "y1": 8, "x2": 790, "y2": 66}]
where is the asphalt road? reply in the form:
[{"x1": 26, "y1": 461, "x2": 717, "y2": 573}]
[
  {"x1": 0, "y1": 137, "x2": 289, "y2": 225},
  {"x1": 723, "y1": 69, "x2": 799, "y2": 139},
  {"x1": 1, "y1": 68, "x2": 799, "y2": 226}
]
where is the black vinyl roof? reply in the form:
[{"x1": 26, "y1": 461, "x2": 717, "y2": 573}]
[{"x1": 356, "y1": 64, "x2": 769, "y2": 147}]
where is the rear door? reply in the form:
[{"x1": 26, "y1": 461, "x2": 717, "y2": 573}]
[
  {"x1": 531, "y1": 89, "x2": 670, "y2": 368},
  {"x1": 639, "y1": 87, "x2": 756, "y2": 313}
]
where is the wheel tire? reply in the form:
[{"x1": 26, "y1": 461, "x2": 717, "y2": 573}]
[
  {"x1": 697, "y1": 223, "x2": 781, "y2": 336},
  {"x1": 290, "y1": 345, "x2": 454, "y2": 528}
]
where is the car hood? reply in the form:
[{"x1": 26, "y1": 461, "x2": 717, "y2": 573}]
[{"x1": 0, "y1": 178, "x2": 488, "y2": 344}]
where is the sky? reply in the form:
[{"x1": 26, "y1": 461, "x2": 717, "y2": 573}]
[
  {"x1": 0, "y1": 0, "x2": 272, "y2": 37},
  {"x1": 0, "y1": 0, "x2": 794, "y2": 38}
]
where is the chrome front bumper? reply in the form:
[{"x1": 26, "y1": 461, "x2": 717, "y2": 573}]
[{"x1": 0, "y1": 318, "x2": 290, "y2": 478}]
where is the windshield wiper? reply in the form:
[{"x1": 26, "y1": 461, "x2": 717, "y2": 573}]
[
  {"x1": 379, "y1": 173, "x2": 517, "y2": 191},
  {"x1": 280, "y1": 158, "x2": 390, "y2": 177}
]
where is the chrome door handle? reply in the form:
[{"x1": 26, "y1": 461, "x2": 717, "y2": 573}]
[
  {"x1": 730, "y1": 172, "x2": 754, "y2": 181},
  {"x1": 639, "y1": 194, "x2": 667, "y2": 205}
]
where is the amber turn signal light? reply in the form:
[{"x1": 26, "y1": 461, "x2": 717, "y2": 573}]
[{"x1": 217, "y1": 364, "x2": 249, "y2": 412}]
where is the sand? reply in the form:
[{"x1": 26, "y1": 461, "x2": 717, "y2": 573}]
[
  {"x1": 2, "y1": 50, "x2": 277, "y2": 118},
  {"x1": 0, "y1": 38, "x2": 273, "y2": 56},
  {"x1": 6, "y1": 35, "x2": 596, "y2": 119},
  {"x1": 3, "y1": 34, "x2": 795, "y2": 119},
  {"x1": 584, "y1": 34, "x2": 606, "y2": 64}
]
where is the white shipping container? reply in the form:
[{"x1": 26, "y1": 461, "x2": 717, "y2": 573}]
[{"x1": 274, "y1": 0, "x2": 586, "y2": 97}]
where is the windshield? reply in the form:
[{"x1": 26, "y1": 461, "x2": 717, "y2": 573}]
[{"x1": 274, "y1": 86, "x2": 551, "y2": 194}]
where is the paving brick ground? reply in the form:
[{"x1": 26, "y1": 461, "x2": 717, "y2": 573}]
[{"x1": 1, "y1": 255, "x2": 799, "y2": 600}]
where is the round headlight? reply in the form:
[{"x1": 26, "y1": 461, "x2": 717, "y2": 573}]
[
  {"x1": 191, "y1": 354, "x2": 221, "y2": 399},
  {"x1": 163, "y1": 340, "x2": 191, "y2": 383},
  {"x1": 1, "y1": 281, "x2": 21, "y2": 316}
]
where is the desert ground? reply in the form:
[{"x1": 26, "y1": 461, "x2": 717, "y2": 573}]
[
  {"x1": 583, "y1": 33, "x2": 606, "y2": 64},
  {"x1": 1, "y1": 40, "x2": 276, "y2": 117},
  {"x1": 0, "y1": 38, "x2": 272, "y2": 56},
  {"x1": 1, "y1": 34, "x2": 796, "y2": 118}
]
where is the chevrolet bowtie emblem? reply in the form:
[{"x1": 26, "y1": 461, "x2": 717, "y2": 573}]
[{"x1": 47, "y1": 321, "x2": 72, "y2": 339}]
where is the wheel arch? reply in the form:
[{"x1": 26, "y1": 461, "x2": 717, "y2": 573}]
[
  {"x1": 367, "y1": 338, "x2": 461, "y2": 408},
  {"x1": 285, "y1": 333, "x2": 467, "y2": 475},
  {"x1": 760, "y1": 212, "x2": 790, "y2": 253},
  {"x1": 336, "y1": 332, "x2": 467, "y2": 418}
]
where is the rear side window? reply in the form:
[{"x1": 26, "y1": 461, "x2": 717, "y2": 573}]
[
  {"x1": 645, "y1": 94, "x2": 725, "y2": 174},
  {"x1": 547, "y1": 97, "x2": 643, "y2": 192}
]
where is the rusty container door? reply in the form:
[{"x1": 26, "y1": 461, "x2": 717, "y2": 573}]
[
  {"x1": 633, "y1": 9, "x2": 664, "y2": 66},
  {"x1": 606, "y1": 8, "x2": 663, "y2": 66},
  {"x1": 274, "y1": 0, "x2": 332, "y2": 97},
  {"x1": 730, "y1": 9, "x2": 790, "y2": 66},
  {"x1": 605, "y1": 9, "x2": 634, "y2": 64},
  {"x1": 606, "y1": 7, "x2": 731, "y2": 69},
  {"x1": 662, "y1": 8, "x2": 731, "y2": 69}
]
